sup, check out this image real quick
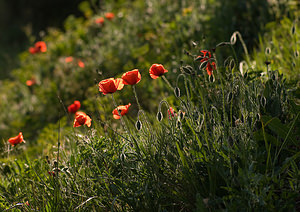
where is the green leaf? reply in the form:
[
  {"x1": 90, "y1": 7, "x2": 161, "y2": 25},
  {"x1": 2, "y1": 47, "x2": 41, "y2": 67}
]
[
  {"x1": 253, "y1": 128, "x2": 280, "y2": 146},
  {"x1": 261, "y1": 115, "x2": 297, "y2": 146},
  {"x1": 176, "y1": 142, "x2": 188, "y2": 168}
]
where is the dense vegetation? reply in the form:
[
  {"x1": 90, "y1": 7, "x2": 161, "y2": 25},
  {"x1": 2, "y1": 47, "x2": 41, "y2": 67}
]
[{"x1": 0, "y1": 0, "x2": 299, "y2": 211}]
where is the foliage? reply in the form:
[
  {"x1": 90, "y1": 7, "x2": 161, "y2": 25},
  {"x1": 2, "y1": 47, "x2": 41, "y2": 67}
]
[
  {"x1": 0, "y1": 40, "x2": 299, "y2": 210},
  {"x1": 0, "y1": 0, "x2": 299, "y2": 211},
  {"x1": 252, "y1": 17, "x2": 300, "y2": 81},
  {"x1": 1, "y1": 0, "x2": 298, "y2": 144}
]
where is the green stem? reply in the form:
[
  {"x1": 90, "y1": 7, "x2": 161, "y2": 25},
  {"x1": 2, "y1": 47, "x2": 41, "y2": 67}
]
[
  {"x1": 132, "y1": 85, "x2": 153, "y2": 135},
  {"x1": 132, "y1": 85, "x2": 141, "y2": 110},
  {"x1": 162, "y1": 75, "x2": 174, "y2": 90},
  {"x1": 261, "y1": 119, "x2": 270, "y2": 172},
  {"x1": 274, "y1": 112, "x2": 299, "y2": 162},
  {"x1": 197, "y1": 81, "x2": 210, "y2": 152},
  {"x1": 111, "y1": 94, "x2": 140, "y2": 154},
  {"x1": 111, "y1": 94, "x2": 129, "y2": 134},
  {"x1": 7, "y1": 143, "x2": 10, "y2": 159},
  {"x1": 235, "y1": 31, "x2": 250, "y2": 63}
]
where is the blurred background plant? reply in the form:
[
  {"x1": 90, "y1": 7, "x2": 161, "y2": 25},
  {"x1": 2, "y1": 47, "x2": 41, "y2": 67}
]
[{"x1": 0, "y1": 0, "x2": 84, "y2": 79}]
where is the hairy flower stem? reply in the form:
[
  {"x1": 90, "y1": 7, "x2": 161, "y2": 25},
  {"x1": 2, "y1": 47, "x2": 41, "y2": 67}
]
[
  {"x1": 132, "y1": 85, "x2": 141, "y2": 110},
  {"x1": 7, "y1": 144, "x2": 10, "y2": 159},
  {"x1": 234, "y1": 31, "x2": 250, "y2": 63},
  {"x1": 162, "y1": 75, "x2": 174, "y2": 90},
  {"x1": 54, "y1": 114, "x2": 61, "y2": 208},
  {"x1": 132, "y1": 85, "x2": 153, "y2": 135},
  {"x1": 111, "y1": 94, "x2": 129, "y2": 133},
  {"x1": 111, "y1": 94, "x2": 140, "y2": 153}
]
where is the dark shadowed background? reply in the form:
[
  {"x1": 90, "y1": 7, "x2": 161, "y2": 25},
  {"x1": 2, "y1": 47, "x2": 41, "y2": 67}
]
[{"x1": 0, "y1": 0, "x2": 83, "y2": 79}]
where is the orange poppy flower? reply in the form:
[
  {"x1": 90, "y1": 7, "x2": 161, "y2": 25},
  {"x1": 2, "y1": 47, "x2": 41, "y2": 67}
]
[
  {"x1": 78, "y1": 60, "x2": 85, "y2": 68},
  {"x1": 28, "y1": 41, "x2": 47, "y2": 54},
  {"x1": 168, "y1": 107, "x2": 176, "y2": 119},
  {"x1": 98, "y1": 78, "x2": 124, "y2": 95},
  {"x1": 200, "y1": 50, "x2": 211, "y2": 58},
  {"x1": 8, "y1": 132, "x2": 24, "y2": 146},
  {"x1": 112, "y1": 103, "x2": 131, "y2": 119},
  {"x1": 105, "y1": 12, "x2": 115, "y2": 20},
  {"x1": 29, "y1": 47, "x2": 38, "y2": 54},
  {"x1": 95, "y1": 17, "x2": 104, "y2": 25},
  {"x1": 34, "y1": 41, "x2": 47, "y2": 53},
  {"x1": 149, "y1": 64, "x2": 168, "y2": 79},
  {"x1": 68, "y1": 100, "x2": 81, "y2": 113},
  {"x1": 26, "y1": 78, "x2": 36, "y2": 86},
  {"x1": 65, "y1": 56, "x2": 74, "y2": 63},
  {"x1": 206, "y1": 61, "x2": 216, "y2": 76},
  {"x1": 196, "y1": 50, "x2": 212, "y2": 63},
  {"x1": 26, "y1": 80, "x2": 34, "y2": 86},
  {"x1": 121, "y1": 69, "x2": 141, "y2": 85},
  {"x1": 73, "y1": 111, "x2": 92, "y2": 127},
  {"x1": 196, "y1": 50, "x2": 216, "y2": 75}
]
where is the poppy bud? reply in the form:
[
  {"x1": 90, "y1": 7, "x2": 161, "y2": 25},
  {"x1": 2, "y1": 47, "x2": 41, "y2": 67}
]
[
  {"x1": 291, "y1": 25, "x2": 296, "y2": 35},
  {"x1": 135, "y1": 119, "x2": 142, "y2": 131},
  {"x1": 265, "y1": 47, "x2": 271, "y2": 55},
  {"x1": 174, "y1": 87, "x2": 180, "y2": 97},
  {"x1": 157, "y1": 111, "x2": 163, "y2": 122},
  {"x1": 260, "y1": 96, "x2": 266, "y2": 107}
]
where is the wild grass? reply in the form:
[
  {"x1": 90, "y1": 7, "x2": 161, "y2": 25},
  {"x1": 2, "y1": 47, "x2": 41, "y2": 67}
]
[
  {"x1": 0, "y1": 0, "x2": 299, "y2": 211},
  {"x1": 0, "y1": 38, "x2": 299, "y2": 211}
]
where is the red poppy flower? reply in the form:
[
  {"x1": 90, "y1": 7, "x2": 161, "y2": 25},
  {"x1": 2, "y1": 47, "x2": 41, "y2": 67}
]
[
  {"x1": 168, "y1": 107, "x2": 176, "y2": 119},
  {"x1": 29, "y1": 47, "x2": 38, "y2": 54},
  {"x1": 34, "y1": 41, "x2": 47, "y2": 53},
  {"x1": 68, "y1": 101, "x2": 81, "y2": 113},
  {"x1": 121, "y1": 69, "x2": 141, "y2": 85},
  {"x1": 28, "y1": 41, "x2": 47, "y2": 54},
  {"x1": 73, "y1": 112, "x2": 92, "y2": 127},
  {"x1": 112, "y1": 103, "x2": 131, "y2": 119},
  {"x1": 201, "y1": 50, "x2": 211, "y2": 58},
  {"x1": 95, "y1": 17, "x2": 104, "y2": 25},
  {"x1": 26, "y1": 78, "x2": 36, "y2": 86},
  {"x1": 196, "y1": 50, "x2": 212, "y2": 63},
  {"x1": 65, "y1": 56, "x2": 74, "y2": 63},
  {"x1": 8, "y1": 132, "x2": 24, "y2": 146},
  {"x1": 78, "y1": 60, "x2": 85, "y2": 68},
  {"x1": 149, "y1": 64, "x2": 168, "y2": 79},
  {"x1": 26, "y1": 80, "x2": 34, "y2": 86},
  {"x1": 206, "y1": 61, "x2": 216, "y2": 76},
  {"x1": 105, "y1": 12, "x2": 115, "y2": 20},
  {"x1": 98, "y1": 78, "x2": 124, "y2": 95}
]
